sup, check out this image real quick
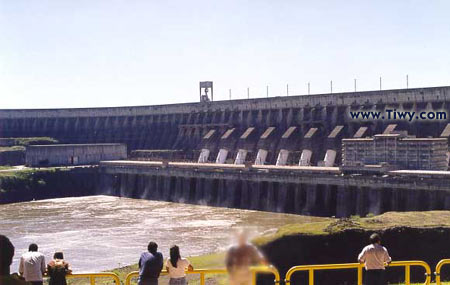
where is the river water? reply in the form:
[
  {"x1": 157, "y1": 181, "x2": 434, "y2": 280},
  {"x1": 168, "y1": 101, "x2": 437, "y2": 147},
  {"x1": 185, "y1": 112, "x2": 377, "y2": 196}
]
[{"x1": 1, "y1": 195, "x2": 324, "y2": 273}]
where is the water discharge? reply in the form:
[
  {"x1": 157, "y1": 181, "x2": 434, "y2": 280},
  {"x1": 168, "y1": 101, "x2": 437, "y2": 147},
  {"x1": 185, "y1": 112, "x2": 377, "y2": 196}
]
[{"x1": 0, "y1": 195, "x2": 324, "y2": 273}]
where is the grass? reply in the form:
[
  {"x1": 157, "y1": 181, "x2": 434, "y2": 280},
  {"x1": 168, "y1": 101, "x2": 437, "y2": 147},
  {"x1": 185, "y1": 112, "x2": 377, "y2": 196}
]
[
  {"x1": 12, "y1": 137, "x2": 58, "y2": 146},
  {"x1": 0, "y1": 146, "x2": 25, "y2": 152},
  {"x1": 0, "y1": 166, "x2": 15, "y2": 170},
  {"x1": 253, "y1": 211, "x2": 450, "y2": 246}
]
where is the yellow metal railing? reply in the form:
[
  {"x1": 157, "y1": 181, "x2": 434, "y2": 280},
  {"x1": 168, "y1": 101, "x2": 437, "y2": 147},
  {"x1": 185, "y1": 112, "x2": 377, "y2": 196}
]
[
  {"x1": 284, "y1": 262, "x2": 364, "y2": 285},
  {"x1": 435, "y1": 259, "x2": 450, "y2": 285},
  {"x1": 284, "y1": 261, "x2": 431, "y2": 285},
  {"x1": 125, "y1": 266, "x2": 280, "y2": 285},
  {"x1": 39, "y1": 260, "x2": 445, "y2": 284},
  {"x1": 388, "y1": 261, "x2": 432, "y2": 285},
  {"x1": 66, "y1": 272, "x2": 121, "y2": 285}
]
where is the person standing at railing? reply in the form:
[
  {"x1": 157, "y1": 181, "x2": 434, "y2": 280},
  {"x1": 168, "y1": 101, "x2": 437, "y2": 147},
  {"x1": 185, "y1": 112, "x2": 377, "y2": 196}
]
[
  {"x1": 165, "y1": 245, "x2": 193, "y2": 285},
  {"x1": 47, "y1": 251, "x2": 71, "y2": 285},
  {"x1": 226, "y1": 230, "x2": 267, "y2": 285},
  {"x1": 18, "y1": 244, "x2": 45, "y2": 285},
  {"x1": 358, "y1": 233, "x2": 392, "y2": 285},
  {"x1": 0, "y1": 235, "x2": 28, "y2": 285},
  {"x1": 138, "y1": 241, "x2": 163, "y2": 285}
]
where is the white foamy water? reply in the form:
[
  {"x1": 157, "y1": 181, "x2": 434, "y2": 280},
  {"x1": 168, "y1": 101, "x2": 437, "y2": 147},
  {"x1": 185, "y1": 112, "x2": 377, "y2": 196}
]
[{"x1": 0, "y1": 195, "x2": 322, "y2": 273}]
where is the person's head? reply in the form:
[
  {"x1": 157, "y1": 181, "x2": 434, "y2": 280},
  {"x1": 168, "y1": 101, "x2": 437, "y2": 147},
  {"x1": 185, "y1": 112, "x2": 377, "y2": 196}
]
[
  {"x1": 28, "y1": 243, "x2": 38, "y2": 252},
  {"x1": 54, "y1": 251, "x2": 64, "y2": 260},
  {"x1": 236, "y1": 229, "x2": 249, "y2": 246},
  {"x1": 169, "y1": 245, "x2": 181, "y2": 268},
  {"x1": 147, "y1": 241, "x2": 158, "y2": 254},
  {"x1": 370, "y1": 233, "x2": 381, "y2": 244},
  {"x1": 0, "y1": 235, "x2": 14, "y2": 275}
]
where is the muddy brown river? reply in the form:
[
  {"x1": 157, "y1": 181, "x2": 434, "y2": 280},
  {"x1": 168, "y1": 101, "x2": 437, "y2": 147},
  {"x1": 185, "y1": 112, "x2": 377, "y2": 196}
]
[{"x1": 0, "y1": 195, "x2": 324, "y2": 273}]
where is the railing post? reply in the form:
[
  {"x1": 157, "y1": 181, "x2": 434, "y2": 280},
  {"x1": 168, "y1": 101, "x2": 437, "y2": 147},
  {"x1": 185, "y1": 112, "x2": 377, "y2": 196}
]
[
  {"x1": 405, "y1": 265, "x2": 410, "y2": 285},
  {"x1": 309, "y1": 269, "x2": 314, "y2": 285},
  {"x1": 200, "y1": 272, "x2": 205, "y2": 285},
  {"x1": 252, "y1": 271, "x2": 257, "y2": 285},
  {"x1": 357, "y1": 266, "x2": 363, "y2": 285},
  {"x1": 90, "y1": 276, "x2": 95, "y2": 285}
]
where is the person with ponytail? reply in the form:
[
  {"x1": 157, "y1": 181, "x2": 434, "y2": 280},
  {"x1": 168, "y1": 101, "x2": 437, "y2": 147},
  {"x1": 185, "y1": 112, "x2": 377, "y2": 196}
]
[{"x1": 165, "y1": 245, "x2": 193, "y2": 285}]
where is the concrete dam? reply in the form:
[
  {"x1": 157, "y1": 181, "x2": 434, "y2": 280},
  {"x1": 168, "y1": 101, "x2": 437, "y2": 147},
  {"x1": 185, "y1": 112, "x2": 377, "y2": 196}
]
[{"x1": 2, "y1": 86, "x2": 450, "y2": 216}]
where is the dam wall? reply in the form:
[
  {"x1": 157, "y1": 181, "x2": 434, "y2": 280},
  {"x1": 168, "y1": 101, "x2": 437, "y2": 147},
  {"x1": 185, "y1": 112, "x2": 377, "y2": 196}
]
[
  {"x1": 1, "y1": 86, "x2": 450, "y2": 166},
  {"x1": 98, "y1": 161, "x2": 450, "y2": 217}
]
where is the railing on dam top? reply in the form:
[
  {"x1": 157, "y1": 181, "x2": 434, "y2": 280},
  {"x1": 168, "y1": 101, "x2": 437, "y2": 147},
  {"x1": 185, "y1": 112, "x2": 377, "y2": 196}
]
[
  {"x1": 66, "y1": 272, "x2": 121, "y2": 285},
  {"x1": 125, "y1": 265, "x2": 280, "y2": 285},
  {"x1": 284, "y1": 261, "x2": 431, "y2": 285}
]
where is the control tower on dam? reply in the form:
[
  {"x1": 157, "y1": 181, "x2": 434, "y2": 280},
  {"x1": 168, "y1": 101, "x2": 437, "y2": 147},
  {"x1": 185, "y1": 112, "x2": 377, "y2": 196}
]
[{"x1": 1, "y1": 86, "x2": 450, "y2": 166}]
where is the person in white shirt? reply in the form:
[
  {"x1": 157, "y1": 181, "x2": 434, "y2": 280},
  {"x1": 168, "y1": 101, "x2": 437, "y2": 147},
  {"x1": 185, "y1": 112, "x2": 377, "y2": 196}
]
[
  {"x1": 165, "y1": 245, "x2": 193, "y2": 285},
  {"x1": 358, "y1": 233, "x2": 392, "y2": 285},
  {"x1": 19, "y1": 243, "x2": 46, "y2": 285}
]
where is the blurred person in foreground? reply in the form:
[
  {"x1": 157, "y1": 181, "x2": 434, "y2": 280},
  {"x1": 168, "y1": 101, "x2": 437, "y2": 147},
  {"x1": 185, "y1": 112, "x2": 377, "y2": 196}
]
[
  {"x1": 165, "y1": 245, "x2": 193, "y2": 285},
  {"x1": 47, "y1": 251, "x2": 71, "y2": 285},
  {"x1": 0, "y1": 235, "x2": 28, "y2": 285},
  {"x1": 19, "y1": 244, "x2": 45, "y2": 285},
  {"x1": 138, "y1": 241, "x2": 163, "y2": 285},
  {"x1": 358, "y1": 233, "x2": 392, "y2": 285},
  {"x1": 226, "y1": 229, "x2": 266, "y2": 285}
]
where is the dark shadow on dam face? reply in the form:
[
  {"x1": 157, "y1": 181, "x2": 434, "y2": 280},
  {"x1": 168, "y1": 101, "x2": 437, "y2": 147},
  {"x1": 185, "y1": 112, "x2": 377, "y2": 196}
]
[{"x1": 99, "y1": 170, "x2": 450, "y2": 218}]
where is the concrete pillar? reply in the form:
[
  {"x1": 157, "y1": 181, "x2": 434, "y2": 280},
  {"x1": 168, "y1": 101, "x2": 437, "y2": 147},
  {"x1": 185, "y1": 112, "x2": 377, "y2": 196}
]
[
  {"x1": 266, "y1": 182, "x2": 277, "y2": 212},
  {"x1": 195, "y1": 178, "x2": 205, "y2": 203},
  {"x1": 276, "y1": 183, "x2": 288, "y2": 212},
  {"x1": 240, "y1": 180, "x2": 250, "y2": 209},
  {"x1": 355, "y1": 187, "x2": 367, "y2": 216},
  {"x1": 234, "y1": 149, "x2": 248, "y2": 165},
  {"x1": 294, "y1": 184, "x2": 306, "y2": 214},
  {"x1": 367, "y1": 188, "x2": 382, "y2": 215},
  {"x1": 136, "y1": 175, "x2": 146, "y2": 199},
  {"x1": 217, "y1": 179, "x2": 227, "y2": 206},
  {"x1": 255, "y1": 149, "x2": 268, "y2": 165},
  {"x1": 250, "y1": 181, "x2": 261, "y2": 210},
  {"x1": 119, "y1": 173, "x2": 128, "y2": 198},
  {"x1": 225, "y1": 179, "x2": 238, "y2": 208},
  {"x1": 276, "y1": 149, "x2": 290, "y2": 166},
  {"x1": 336, "y1": 186, "x2": 351, "y2": 218},
  {"x1": 216, "y1": 149, "x2": 229, "y2": 164},
  {"x1": 145, "y1": 175, "x2": 155, "y2": 200},
  {"x1": 303, "y1": 185, "x2": 317, "y2": 215},
  {"x1": 198, "y1": 149, "x2": 210, "y2": 163},
  {"x1": 299, "y1": 149, "x2": 312, "y2": 166}
]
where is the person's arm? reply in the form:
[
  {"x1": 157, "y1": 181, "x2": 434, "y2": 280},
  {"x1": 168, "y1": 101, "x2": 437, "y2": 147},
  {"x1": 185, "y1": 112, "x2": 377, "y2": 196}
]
[
  {"x1": 165, "y1": 259, "x2": 170, "y2": 273},
  {"x1": 138, "y1": 255, "x2": 142, "y2": 269},
  {"x1": 47, "y1": 264, "x2": 52, "y2": 276},
  {"x1": 66, "y1": 262, "x2": 73, "y2": 274},
  {"x1": 251, "y1": 245, "x2": 267, "y2": 265},
  {"x1": 384, "y1": 248, "x2": 392, "y2": 264},
  {"x1": 19, "y1": 257, "x2": 24, "y2": 276},
  {"x1": 186, "y1": 259, "x2": 194, "y2": 271},
  {"x1": 41, "y1": 256, "x2": 46, "y2": 274},
  {"x1": 358, "y1": 248, "x2": 366, "y2": 263}
]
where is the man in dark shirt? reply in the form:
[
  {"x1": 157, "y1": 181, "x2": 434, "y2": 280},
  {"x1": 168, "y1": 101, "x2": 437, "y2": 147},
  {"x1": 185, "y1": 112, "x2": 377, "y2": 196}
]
[
  {"x1": 0, "y1": 235, "x2": 28, "y2": 285},
  {"x1": 138, "y1": 241, "x2": 163, "y2": 285}
]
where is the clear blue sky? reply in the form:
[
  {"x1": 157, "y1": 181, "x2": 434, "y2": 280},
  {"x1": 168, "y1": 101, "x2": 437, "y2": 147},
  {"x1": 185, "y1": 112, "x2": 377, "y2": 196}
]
[{"x1": 1, "y1": 0, "x2": 449, "y2": 108}]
